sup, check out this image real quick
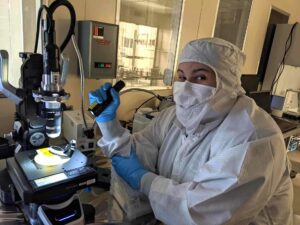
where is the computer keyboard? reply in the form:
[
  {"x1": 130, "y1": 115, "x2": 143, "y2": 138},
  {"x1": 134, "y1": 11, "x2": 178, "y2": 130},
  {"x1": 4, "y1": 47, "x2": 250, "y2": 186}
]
[{"x1": 272, "y1": 116, "x2": 299, "y2": 133}]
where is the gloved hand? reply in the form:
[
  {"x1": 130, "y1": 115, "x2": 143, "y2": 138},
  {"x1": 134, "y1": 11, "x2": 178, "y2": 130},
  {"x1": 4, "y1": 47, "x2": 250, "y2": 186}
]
[
  {"x1": 88, "y1": 83, "x2": 120, "y2": 122},
  {"x1": 112, "y1": 150, "x2": 148, "y2": 190}
]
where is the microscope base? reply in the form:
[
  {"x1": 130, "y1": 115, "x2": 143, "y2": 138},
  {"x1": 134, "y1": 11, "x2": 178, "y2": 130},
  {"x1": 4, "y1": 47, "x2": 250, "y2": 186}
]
[
  {"x1": 37, "y1": 195, "x2": 84, "y2": 225},
  {"x1": 18, "y1": 194, "x2": 85, "y2": 225}
]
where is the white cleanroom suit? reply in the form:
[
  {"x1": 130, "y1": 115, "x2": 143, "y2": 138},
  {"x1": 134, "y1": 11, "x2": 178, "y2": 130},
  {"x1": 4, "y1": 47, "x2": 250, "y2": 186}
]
[{"x1": 97, "y1": 38, "x2": 293, "y2": 225}]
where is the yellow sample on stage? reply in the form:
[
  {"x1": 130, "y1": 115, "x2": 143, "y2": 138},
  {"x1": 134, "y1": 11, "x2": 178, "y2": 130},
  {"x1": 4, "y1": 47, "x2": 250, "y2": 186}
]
[{"x1": 34, "y1": 147, "x2": 70, "y2": 166}]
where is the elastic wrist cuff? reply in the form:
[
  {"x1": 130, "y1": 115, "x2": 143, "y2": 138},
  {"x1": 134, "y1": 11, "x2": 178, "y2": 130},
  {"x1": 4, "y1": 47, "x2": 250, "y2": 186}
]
[{"x1": 140, "y1": 172, "x2": 157, "y2": 195}]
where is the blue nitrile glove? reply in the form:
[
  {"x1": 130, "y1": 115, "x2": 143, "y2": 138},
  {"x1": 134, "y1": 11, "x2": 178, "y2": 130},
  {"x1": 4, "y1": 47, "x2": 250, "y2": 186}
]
[
  {"x1": 112, "y1": 151, "x2": 148, "y2": 190},
  {"x1": 88, "y1": 82, "x2": 120, "y2": 122}
]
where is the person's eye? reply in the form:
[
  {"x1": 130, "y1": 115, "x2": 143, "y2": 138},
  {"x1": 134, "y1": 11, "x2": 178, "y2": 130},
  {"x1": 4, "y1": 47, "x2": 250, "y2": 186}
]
[
  {"x1": 195, "y1": 75, "x2": 207, "y2": 80},
  {"x1": 176, "y1": 73, "x2": 186, "y2": 81},
  {"x1": 178, "y1": 76, "x2": 186, "y2": 82}
]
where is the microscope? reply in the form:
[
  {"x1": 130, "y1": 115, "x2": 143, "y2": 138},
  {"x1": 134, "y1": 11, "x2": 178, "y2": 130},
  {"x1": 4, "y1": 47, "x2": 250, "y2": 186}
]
[
  {"x1": 0, "y1": 1, "x2": 97, "y2": 224},
  {"x1": 0, "y1": 0, "x2": 74, "y2": 151}
]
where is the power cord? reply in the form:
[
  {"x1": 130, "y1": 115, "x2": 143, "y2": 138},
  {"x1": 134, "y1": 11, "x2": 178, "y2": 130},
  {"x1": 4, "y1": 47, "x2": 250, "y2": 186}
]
[
  {"x1": 135, "y1": 96, "x2": 157, "y2": 113},
  {"x1": 72, "y1": 35, "x2": 95, "y2": 138},
  {"x1": 271, "y1": 22, "x2": 298, "y2": 94},
  {"x1": 119, "y1": 88, "x2": 166, "y2": 126}
]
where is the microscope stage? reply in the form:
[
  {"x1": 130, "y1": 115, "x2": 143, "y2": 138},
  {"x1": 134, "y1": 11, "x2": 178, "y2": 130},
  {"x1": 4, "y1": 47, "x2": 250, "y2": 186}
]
[{"x1": 6, "y1": 148, "x2": 97, "y2": 204}]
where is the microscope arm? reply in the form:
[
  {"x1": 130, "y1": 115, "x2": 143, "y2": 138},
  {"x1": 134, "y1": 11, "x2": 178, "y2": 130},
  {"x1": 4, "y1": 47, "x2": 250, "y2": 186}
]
[{"x1": 0, "y1": 50, "x2": 22, "y2": 104}]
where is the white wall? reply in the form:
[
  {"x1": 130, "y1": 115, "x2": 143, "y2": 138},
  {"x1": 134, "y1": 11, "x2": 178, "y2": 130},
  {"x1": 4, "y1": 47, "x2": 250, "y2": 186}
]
[
  {"x1": 176, "y1": 0, "x2": 219, "y2": 60},
  {"x1": 0, "y1": 0, "x2": 23, "y2": 87},
  {"x1": 243, "y1": 0, "x2": 271, "y2": 74}
]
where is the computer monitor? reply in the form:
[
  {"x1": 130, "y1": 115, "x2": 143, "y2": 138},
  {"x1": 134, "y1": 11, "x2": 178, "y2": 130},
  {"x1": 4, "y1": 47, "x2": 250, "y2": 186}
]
[
  {"x1": 241, "y1": 74, "x2": 259, "y2": 94},
  {"x1": 247, "y1": 91, "x2": 285, "y2": 113},
  {"x1": 247, "y1": 91, "x2": 272, "y2": 113}
]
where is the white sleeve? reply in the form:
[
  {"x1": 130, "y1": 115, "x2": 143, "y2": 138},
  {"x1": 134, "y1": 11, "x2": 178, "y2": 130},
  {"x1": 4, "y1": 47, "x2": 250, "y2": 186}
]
[
  {"x1": 142, "y1": 134, "x2": 290, "y2": 225},
  {"x1": 97, "y1": 108, "x2": 174, "y2": 171},
  {"x1": 97, "y1": 119, "x2": 132, "y2": 157}
]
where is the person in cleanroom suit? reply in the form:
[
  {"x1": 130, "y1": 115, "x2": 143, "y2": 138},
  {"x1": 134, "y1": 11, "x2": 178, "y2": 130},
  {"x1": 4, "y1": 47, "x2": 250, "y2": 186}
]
[{"x1": 89, "y1": 38, "x2": 293, "y2": 225}]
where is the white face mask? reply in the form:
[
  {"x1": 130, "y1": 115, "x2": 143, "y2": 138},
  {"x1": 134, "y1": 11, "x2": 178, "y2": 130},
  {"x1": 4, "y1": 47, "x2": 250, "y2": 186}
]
[
  {"x1": 173, "y1": 81, "x2": 217, "y2": 133},
  {"x1": 173, "y1": 81, "x2": 216, "y2": 108}
]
